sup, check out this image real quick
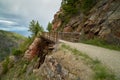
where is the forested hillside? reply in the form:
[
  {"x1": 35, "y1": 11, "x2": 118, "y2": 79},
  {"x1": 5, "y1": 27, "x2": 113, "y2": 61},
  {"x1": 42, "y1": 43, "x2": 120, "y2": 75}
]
[{"x1": 0, "y1": 30, "x2": 26, "y2": 61}]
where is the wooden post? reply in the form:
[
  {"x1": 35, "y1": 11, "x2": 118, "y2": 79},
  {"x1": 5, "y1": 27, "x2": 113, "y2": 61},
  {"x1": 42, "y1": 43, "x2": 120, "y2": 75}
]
[{"x1": 56, "y1": 32, "x2": 58, "y2": 43}]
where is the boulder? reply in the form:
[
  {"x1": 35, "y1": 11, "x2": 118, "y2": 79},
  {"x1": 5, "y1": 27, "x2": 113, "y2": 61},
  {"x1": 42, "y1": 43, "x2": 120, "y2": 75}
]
[
  {"x1": 63, "y1": 26, "x2": 72, "y2": 32},
  {"x1": 24, "y1": 38, "x2": 41, "y2": 60}
]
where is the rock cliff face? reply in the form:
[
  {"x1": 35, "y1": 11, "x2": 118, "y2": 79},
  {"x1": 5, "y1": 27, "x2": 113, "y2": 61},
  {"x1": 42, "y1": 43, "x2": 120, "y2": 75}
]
[
  {"x1": 24, "y1": 38, "x2": 42, "y2": 59},
  {"x1": 33, "y1": 49, "x2": 93, "y2": 80},
  {"x1": 52, "y1": 0, "x2": 120, "y2": 45}
]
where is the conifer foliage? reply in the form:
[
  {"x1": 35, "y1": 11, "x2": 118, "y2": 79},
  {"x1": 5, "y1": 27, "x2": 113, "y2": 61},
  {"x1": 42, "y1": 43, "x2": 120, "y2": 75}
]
[
  {"x1": 47, "y1": 22, "x2": 52, "y2": 32},
  {"x1": 28, "y1": 20, "x2": 44, "y2": 37},
  {"x1": 61, "y1": 0, "x2": 96, "y2": 14},
  {"x1": 61, "y1": 0, "x2": 79, "y2": 15}
]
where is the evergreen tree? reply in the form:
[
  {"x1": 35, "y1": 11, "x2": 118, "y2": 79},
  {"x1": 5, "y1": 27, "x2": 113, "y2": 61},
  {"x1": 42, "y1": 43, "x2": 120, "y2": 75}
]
[
  {"x1": 47, "y1": 22, "x2": 52, "y2": 32},
  {"x1": 81, "y1": 0, "x2": 96, "y2": 14},
  {"x1": 61, "y1": 0, "x2": 96, "y2": 14},
  {"x1": 61, "y1": 0, "x2": 79, "y2": 14},
  {"x1": 28, "y1": 20, "x2": 44, "y2": 37}
]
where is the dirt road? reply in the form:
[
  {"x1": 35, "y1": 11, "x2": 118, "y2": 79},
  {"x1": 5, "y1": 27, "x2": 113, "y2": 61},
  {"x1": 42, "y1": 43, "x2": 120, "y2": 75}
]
[{"x1": 60, "y1": 40, "x2": 120, "y2": 79}]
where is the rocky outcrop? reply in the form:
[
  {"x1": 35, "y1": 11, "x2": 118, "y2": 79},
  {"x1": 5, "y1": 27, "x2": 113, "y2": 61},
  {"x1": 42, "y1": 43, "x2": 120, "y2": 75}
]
[
  {"x1": 24, "y1": 36, "x2": 56, "y2": 69},
  {"x1": 24, "y1": 38, "x2": 42, "y2": 59},
  {"x1": 83, "y1": 0, "x2": 120, "y2": 44},
  {"x1": 52, "y1": 10, "x2": 62, "y2": 31},
  {"x1": 32, "y1": 50, "x2": 93, "y2": 80},
  {"x1": 52, "y1": 0, "x2": 120, "y2": 45}
]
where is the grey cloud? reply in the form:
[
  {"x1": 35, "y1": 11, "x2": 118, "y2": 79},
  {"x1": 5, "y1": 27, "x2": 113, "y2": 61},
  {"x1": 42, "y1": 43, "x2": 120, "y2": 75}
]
[
  {"x1": 0, "y1": 19, "x2": 17, "y2": 26},
  {"x1": 0, "y1": 0, "x2": 61, "y2": 36}
]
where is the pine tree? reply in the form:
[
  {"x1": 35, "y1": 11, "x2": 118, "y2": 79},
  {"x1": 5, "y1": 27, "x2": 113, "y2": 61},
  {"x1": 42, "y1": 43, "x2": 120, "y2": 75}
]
[
  {"x1": 28, "y1": 20, "x2": 44, "y2": 37},
  {"x1": 47, "y1": 22, "x2": 52, "y2": 32}
]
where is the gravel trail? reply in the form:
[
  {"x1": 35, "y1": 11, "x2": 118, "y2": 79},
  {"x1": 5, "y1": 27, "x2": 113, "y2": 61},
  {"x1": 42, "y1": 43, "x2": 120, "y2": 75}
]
[{"x1": 60, "y1": 40, "x2": 120, "y2": 79}]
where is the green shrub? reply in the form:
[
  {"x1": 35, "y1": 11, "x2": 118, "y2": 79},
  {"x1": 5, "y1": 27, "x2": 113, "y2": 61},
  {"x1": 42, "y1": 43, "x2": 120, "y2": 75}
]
[
  {"x1": 62, "y1": 4, "x2": 78, "y2": 14},
  {"x1": 61, "y1": 0, "x2": 79, "y2": 15},
  {"x1": 12, "y1": 49, "x2": 22, "y2": 56},
  {"x1": 21, "y1": 64, "x2": 27, "y2": 73},
  {"x1": 81, "y1": 38, "x2": 120, "y2": 51},
  {"x1": 81, "y1": 0, "x2": 96, "y2": 14},
  {"x1": 19, "y1": 37, "x2": 34, "y2": 53},
  {"x1": 61, "y1": 0, "x2": 97, "y2": 15},
  {"x1": 2, "y1": 57, "x2": 10, "y2": 74}
]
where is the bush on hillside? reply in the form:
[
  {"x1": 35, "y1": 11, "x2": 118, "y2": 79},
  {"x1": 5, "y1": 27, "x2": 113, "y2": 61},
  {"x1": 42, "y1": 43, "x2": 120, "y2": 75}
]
[
  {"x1": 61, "y1": 0, "x2": 79, "y2": 15},
  {"x1": 60, "y1": 0, "x2": 97, "y2": 28},
  {"x1": 12, "y1": 49, "x2": 22, "y2": 56},
  {"x1": 19, "y1": 37, "x2": 34, "y2": 53},
  {"x1": 61, "y1": 0, "x2": 97, "y2": 15},
  {"x1": 81, "y1": 0, "x2": 96, "y2": 14},
  {"x1": 2, "y1": 57, "x2": 10, "y2": 74}
]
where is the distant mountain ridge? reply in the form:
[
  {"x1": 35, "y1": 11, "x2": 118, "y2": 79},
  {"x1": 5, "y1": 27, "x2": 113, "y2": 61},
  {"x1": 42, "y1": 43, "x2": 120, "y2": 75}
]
[{"x1": 0, "y1": 30, "x2": 26, "y2": 61}]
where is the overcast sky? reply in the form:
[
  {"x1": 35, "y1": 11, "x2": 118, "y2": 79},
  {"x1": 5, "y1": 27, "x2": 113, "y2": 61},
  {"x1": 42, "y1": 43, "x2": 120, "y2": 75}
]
[{"x1": 0, "y1": 0, "x2": 61, "y2": 36}]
